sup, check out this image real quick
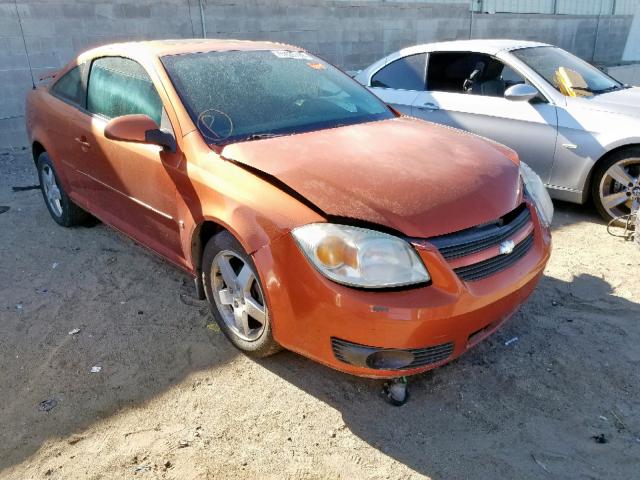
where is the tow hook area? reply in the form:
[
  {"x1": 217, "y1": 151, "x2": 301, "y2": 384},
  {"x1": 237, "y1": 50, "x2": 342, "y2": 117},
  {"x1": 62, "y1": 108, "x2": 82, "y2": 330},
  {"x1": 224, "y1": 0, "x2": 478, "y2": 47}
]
[{"x1": 382, "y1": 377, "x2": 409, "y2": 406}]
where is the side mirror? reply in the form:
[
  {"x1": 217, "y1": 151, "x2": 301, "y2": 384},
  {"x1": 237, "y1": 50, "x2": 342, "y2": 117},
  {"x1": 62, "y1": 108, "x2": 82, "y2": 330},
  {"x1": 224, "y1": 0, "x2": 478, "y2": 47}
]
[
  {"x1": 504, "y1": 84, "x2": 539, "y2": 102},
  {"x1": 104, "y1": 114, "x2": 176, "y2": 153}
]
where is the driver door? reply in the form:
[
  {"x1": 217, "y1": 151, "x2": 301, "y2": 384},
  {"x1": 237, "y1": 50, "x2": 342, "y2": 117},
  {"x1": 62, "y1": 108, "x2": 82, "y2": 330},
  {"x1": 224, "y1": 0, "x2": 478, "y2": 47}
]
[
  {"x1": 411, "y1": 52, "x2": 558, "y2": 183},
  {"x1": 84, "y1": 56, "x2": 185, "y2": 266}
]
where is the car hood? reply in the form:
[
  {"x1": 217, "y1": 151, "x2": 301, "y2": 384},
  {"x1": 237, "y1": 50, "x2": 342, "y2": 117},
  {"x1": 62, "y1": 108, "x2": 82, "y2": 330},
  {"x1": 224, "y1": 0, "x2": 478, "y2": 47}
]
[
  {"x1": 221, "y1": 117, "x2": 521, "y2": 238},
  {"x1": 569, "y1": 86, "x2": 640, "y2": 118}
]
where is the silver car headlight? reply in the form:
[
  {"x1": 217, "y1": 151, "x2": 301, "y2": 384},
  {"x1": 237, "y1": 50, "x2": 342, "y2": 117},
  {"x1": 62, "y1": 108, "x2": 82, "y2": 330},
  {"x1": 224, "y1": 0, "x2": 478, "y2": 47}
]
[
  {"x1": 292, "y1": 223, "x2": 430, "y2": 288},
  {"x1": 520, "y1": 161, "x2": 554, "y2": 227}
]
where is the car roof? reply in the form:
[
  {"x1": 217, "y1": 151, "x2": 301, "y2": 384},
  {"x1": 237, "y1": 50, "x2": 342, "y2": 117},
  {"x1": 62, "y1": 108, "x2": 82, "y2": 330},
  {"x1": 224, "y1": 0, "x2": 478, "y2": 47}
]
[
  {"x1": 400, "y1": 39, "x2": 551, "y2": 56},
  {"x1": 81, "y1": 38, "x2": 301, "y2": 59}
]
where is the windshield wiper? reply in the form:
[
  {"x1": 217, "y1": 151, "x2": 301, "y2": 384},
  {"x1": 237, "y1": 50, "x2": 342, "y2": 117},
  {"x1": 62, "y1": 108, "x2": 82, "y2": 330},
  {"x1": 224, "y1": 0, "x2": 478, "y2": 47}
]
[
  {"x1": 241, "y1": 132, "x2": 286, "y2": 142},
  {"x1": 571, "y1": 86, "x2": 595, "y2": 94},
  {"x1": 592, "y1": 85, "x2": 623, "y2": 94}
]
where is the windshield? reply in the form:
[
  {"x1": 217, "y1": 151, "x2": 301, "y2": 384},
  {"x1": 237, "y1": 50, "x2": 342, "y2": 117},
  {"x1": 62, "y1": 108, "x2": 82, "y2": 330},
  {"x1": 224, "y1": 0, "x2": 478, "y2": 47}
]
[
  {"x1": 512, "y1": 46, "x2": 623, "y2": 97},
  {"x1": 161, "y1": 50, "x2": 393, "y2": 144}
]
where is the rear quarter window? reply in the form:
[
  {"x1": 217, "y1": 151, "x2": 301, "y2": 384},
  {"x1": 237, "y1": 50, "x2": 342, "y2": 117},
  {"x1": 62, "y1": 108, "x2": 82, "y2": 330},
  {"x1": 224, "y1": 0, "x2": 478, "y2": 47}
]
[
  {"x1": 370, "y1": 54, "x2": 427, "y2": 90},
  {"x1": 50, "y1": 65, "x2": 86, "y2": 107}
]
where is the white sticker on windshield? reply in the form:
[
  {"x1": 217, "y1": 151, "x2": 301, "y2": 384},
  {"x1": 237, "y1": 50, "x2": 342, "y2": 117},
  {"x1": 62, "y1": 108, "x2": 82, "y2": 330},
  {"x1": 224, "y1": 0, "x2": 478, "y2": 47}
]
[{"x1": 271, "y1": 50, "x2": 313, "y2": 60}]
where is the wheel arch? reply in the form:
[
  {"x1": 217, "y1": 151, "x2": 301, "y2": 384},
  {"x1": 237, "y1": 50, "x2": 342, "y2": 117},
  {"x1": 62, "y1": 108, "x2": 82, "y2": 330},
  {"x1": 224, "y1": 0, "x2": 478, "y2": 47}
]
[
  {"x1": 32, "y1": 140, "x2": 46, "y2": 165},
  {"x1": 189, "y1": 216, "x2": 271, "y2": 300},
  {"x1": 583, "y1": 142, "x2": 640, "y2": 203},
  {"x1": 191, "y1": 220, "x2": 224, "y2": 277}
]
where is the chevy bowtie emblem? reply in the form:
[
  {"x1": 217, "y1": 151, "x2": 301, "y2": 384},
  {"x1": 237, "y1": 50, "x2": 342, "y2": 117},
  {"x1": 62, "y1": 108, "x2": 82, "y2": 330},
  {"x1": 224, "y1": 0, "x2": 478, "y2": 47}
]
[{"x1": 499, "y1": 240, "x2": 515, "y2": 255}]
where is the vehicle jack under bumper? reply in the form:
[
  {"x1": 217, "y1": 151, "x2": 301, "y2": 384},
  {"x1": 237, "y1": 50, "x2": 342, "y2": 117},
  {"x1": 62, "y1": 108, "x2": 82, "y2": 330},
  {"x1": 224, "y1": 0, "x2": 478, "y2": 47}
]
[{"x1": 382, "y1": 377, "x2": 409, "y2": 406}]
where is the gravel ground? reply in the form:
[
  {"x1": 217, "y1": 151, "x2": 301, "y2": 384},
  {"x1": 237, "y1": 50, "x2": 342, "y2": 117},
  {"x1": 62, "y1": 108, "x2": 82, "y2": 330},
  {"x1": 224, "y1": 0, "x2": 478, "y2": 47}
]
[{"x1": 1, "y1": 148, "x2": 639, "y2": 479}]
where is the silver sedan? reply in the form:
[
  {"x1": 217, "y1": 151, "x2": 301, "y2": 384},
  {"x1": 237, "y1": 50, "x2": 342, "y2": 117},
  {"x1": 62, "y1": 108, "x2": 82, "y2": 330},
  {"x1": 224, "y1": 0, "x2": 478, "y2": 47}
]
[{"x1": 355, "y1": 40, "x2": 640, "y2": 224}]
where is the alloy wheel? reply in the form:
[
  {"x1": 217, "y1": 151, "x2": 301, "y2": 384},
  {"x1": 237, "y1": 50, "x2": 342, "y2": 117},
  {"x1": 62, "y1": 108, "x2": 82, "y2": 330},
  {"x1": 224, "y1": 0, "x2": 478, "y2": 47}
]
[
  {"x1": 599, "y1": 158, "x2": 640, "y2": 220},
  {"x1": 210, "y1": 250, "x2": 268, "y2": 341},
  {"x1": 41, "y1": 164, "x2": 63, "y2": 217}
]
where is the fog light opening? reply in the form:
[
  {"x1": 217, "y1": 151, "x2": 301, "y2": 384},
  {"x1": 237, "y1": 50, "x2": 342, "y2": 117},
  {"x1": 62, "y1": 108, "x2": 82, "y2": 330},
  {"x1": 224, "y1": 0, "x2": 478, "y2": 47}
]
[{"x1": 365, "y1": 349, "x2": 414, "y2": 370}]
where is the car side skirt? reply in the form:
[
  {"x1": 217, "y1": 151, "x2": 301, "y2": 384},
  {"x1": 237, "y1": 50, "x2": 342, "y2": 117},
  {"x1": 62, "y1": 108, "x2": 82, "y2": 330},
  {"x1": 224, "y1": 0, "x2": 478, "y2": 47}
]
[{"x1": 546, "y1": 184, "x2": 584, "y2": 204}]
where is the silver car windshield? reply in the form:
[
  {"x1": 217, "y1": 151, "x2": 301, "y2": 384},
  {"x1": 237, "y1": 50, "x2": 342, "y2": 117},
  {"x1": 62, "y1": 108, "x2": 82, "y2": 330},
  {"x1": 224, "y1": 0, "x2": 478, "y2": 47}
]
[{"x1": 512, "y1": 46, "x2": 623, "y2": 97}]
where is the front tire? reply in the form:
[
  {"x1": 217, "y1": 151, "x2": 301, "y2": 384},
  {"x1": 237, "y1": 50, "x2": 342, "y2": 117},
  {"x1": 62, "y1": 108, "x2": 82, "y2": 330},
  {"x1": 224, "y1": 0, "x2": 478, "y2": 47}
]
[
  {"x1": 592, "y1": 148, "x2": 640, "y2": 226},
  {"x1": 37, "y1": 152, "x2": 89, "y2": 227},
  {"x1": 202, "y1": 231, "x2": 281, "y2": 357}
]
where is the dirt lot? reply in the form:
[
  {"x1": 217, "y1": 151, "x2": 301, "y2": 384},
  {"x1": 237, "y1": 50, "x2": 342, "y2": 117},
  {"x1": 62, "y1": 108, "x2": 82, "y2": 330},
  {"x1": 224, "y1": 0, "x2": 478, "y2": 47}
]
[{"x1": 1, "y1": 147, "x2": 639, "y2": 479}]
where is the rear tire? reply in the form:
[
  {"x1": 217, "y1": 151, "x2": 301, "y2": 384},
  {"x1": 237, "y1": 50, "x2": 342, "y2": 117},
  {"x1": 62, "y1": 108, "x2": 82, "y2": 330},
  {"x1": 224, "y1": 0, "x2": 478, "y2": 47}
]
[
  {"x1": 202, "y1": 231, "x2": 281, "y2": 358},
  {"x1": 36, "y1": 152, "x2": 89, "y2": 227}
]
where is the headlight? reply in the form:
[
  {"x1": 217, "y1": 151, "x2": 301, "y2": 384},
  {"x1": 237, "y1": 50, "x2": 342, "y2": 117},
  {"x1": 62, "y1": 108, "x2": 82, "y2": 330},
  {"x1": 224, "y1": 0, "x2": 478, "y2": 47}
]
[
  {"x1": 292, "y1": 223, "x2": 430, "y2": 288},
  {"x1": 520, "y1": 161, "x2": 554, "y2": 227}
]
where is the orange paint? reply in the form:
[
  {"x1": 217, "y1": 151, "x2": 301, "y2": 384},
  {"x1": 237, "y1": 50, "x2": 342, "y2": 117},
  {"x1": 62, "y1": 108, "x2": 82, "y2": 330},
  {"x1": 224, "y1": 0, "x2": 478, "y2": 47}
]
[{"x1": 26, "y1": 40, "x2": 551, "y2": 378}]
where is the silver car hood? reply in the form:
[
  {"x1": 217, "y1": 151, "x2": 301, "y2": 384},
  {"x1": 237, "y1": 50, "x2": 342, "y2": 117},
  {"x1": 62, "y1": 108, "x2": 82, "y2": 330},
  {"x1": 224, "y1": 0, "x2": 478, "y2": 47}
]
[{"x1": 568, "y1": 87, "x2": 640, "y2": 118}]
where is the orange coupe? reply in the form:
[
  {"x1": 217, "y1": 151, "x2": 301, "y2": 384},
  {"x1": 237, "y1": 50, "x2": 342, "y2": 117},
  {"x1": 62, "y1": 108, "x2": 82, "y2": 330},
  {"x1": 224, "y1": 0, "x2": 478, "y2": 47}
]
[{"x1": 26, "y1": 40, "x2": 552, "y2": 378}]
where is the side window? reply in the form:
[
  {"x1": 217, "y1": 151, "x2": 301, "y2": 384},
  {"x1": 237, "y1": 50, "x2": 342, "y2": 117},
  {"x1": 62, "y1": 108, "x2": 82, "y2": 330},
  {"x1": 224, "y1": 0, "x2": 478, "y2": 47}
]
[
  {"x1": 500, "y1": 65, "x2": 526, "y2": 88},
  {"x1": 50, "y1": 65, "x2": 86, "y2": 107},
  {"x1": 87, "y1": 57, "x2": 162, "y2": 125},
  {"x1": 370, "y1": 54, "x2": 427, "y2": 91},
  {"x1": 427, "y1": 52, "x2": 519, "y2": 98}
]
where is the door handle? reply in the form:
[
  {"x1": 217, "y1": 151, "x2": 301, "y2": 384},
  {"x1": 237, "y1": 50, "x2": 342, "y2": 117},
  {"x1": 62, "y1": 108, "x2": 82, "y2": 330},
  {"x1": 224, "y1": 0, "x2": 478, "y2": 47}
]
[
  {"x1": 74, "y1": 137, "x2": 91, "y2": 149},
  {"x1": 417, "y1": 102, "x2": 439, "y2": 112}
]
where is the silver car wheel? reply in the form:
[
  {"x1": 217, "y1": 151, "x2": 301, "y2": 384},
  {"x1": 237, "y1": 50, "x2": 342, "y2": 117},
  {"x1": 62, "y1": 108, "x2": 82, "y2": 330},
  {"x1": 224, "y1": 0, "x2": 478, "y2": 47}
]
[
  {"x1": 210, "y1": 250, "x2": 267, "y2": 342},
  {"x1": 599, "y1": 158, "x2": 640, "y2": 220},
  {"x1": 41, "y1": 164, "x2": 63, "y2": 217}
]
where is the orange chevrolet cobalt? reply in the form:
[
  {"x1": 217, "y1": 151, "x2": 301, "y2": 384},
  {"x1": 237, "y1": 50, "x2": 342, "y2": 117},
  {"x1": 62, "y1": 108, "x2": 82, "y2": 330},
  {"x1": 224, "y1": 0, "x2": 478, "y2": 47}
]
[{"x1": 26, "y1": 40, "x2": 552, "y2": 380}]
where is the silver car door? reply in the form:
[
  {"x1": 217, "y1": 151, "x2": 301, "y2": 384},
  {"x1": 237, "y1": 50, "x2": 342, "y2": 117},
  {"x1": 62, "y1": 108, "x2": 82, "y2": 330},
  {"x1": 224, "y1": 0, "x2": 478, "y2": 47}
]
[
  {"x1": 412, "y1": 52, "x2": 558, "y2": 184},
  {"x1": 369, "y1": 87, "x2": 419, "y2": 115}
]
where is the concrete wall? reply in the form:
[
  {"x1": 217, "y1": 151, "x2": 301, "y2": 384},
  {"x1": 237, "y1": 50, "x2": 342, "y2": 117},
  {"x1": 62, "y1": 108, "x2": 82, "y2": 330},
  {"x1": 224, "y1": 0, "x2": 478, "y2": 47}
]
[
  {"x1": 471, "y1": 12, "x2": 633, "y2": 63},
  {"x1": 0, "y1": 0, "x2": 637, "y2": 148},
  {"x1": 622, "y1": 4, "x2": 640, "y2": 60},
  {"x1": 199, "y1": 1, "x2": 470, "y2": 70},
  {"x1": 0, "y1": 0, "x2": 196, "y2": 147},
  {"x1": 608, "y1": 63, "x2": 640, "y2": 85}
]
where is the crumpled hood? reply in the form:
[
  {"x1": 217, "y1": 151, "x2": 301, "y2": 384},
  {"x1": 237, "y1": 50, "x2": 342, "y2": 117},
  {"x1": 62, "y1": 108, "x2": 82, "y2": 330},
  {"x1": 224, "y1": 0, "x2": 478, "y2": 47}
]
[
  {"x1": 222, "y1": 117, "x2": 521, "y2": 238},
  {"x1": 569, "y1": 86, "x2": 640, "y2": 118}
]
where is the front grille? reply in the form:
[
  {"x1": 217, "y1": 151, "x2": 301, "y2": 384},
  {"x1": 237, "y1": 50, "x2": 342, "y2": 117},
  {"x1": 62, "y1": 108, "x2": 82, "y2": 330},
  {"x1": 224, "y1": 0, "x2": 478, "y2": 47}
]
[
  {"x1": 453, "y1": 232, "x2": 534, "y2": 282},
  {"x1": 429, "y1": 203, "x2": 531, "y2": 260},
  {"x1": 331, "y1": 337, "x2": 454, "y2": 370}
]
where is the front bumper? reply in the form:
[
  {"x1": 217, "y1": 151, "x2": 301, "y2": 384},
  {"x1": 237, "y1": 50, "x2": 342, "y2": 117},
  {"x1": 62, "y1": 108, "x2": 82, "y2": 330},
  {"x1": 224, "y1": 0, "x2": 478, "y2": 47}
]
[{"x1": 253, "y1": 207, "x2": 551, "y2": 378}]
